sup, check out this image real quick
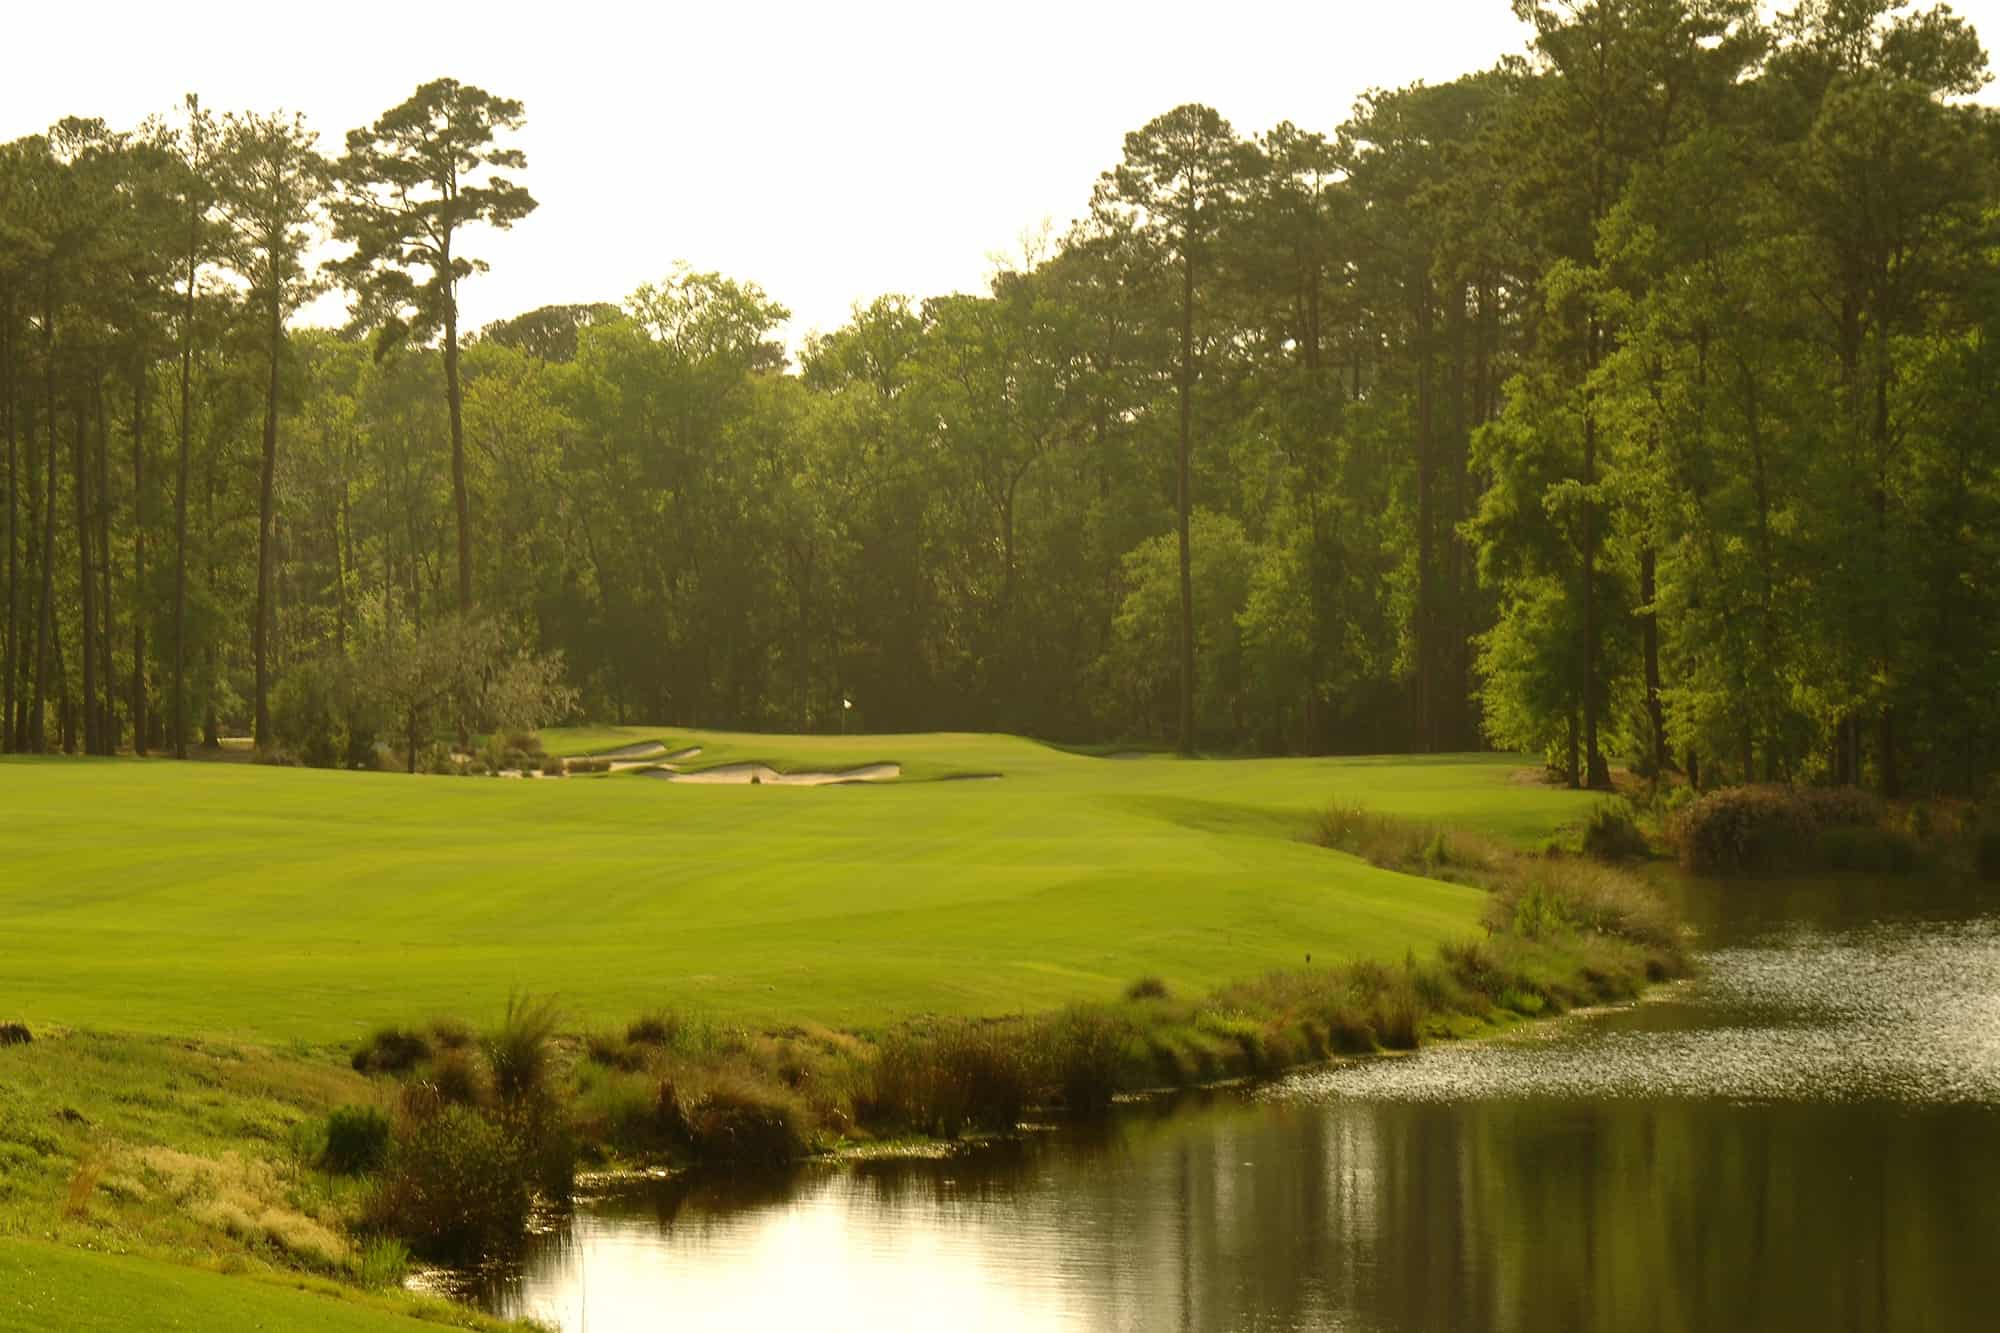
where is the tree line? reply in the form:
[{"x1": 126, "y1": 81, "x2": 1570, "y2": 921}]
[{"x1": 2, "y1": 0, "x2": 1996, "y2": 795}]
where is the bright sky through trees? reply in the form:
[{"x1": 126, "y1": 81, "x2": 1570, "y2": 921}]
[{"x1": 2, "y1": 0, "x2": 1554, "y2": 342}]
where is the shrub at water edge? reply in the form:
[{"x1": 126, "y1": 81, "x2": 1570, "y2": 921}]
[
  {"x1": 320, "y1": 1105, "x2": 391, "y2": 1175},
  {"x1": 364, "y1": 1103, "x2": 533, "y2": 1264}
]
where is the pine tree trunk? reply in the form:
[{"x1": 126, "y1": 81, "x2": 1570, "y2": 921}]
[
  {"x1": 1641, "y1": 545, "x2": 1665, "y2": 774},
  {"x1": 1175, "y1": 246, "x2": 1196, "y2": 757},
  {"x1": 31, "y1": 285, "x2": 57, "y2": 753},
  {"x1": 2, "y1": 291, "x2": 15, "y2": 754},
  {"x1": 95, "y1": 378, "x2": 114, "y2": 751},
  {"x1": 254, "y1": 296, "x2": 281, "y2": 750},
  {"x1": 1414, "y1": 272, "x2": 1436, "y2": 753},
  {"x1": 443, "y1": 246, "x2": 472, "y2": 614},
  {"x1": 335, "y1": 477, "x2": 351, "y2": 656},
  {"x1": 74, "y1": 399, "x2": 98, "y2": 756},
  {"x1": 1582, "y1": 318, "x2": 1609, "y2": 789},
  {"x1": 130, "y1": 358, "x2": 147, "y2": 754},
  {"x1": 174, "y1": 227, "x2": 196, "y2": 760}
]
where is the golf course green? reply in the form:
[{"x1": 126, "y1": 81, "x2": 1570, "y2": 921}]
[{"x1": 0, "y1": 734, "x2": 1593, "y2": 1042}]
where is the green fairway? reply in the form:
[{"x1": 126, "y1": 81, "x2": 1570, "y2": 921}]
[{"x1": 0, "y1": 735, "x2": 1592, "y2": 1041}]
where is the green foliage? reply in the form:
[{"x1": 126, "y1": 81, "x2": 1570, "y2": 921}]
[
  {"x1": 1669, "y1": 786, "x2": 1820, "y2": 875},
  {"x1": 1582, "y1": 803, "x2": 1650, "y2": 862},
  {"x1": 1508, "y1": 883, "x2": 1574, "y2": 942},
  {"x1": 1668, "y1": 785, "x2": 1915, "y2": 875},
  {"x1": 625, "y1": 1011, "x2": 683, "y2": 1047},
  {"x1": 353, "y1": 1236, "x2": 409, "y2": 1290},
  {"x1": 1315, "y1": 799, "x2": 1507, "y2": 880},
  {"x1": 1101, "y1": 511, "x2": 1257, "y2": 744},
  {"x1": 364, "y1": 1104, "x2": 530, "y2": 1264},
  {"x1": 330, "y1": 78, "x2": 535, "y2": 344},
  {"x1": 268, "y1": 655, "x2": 380, "y2": 770},
  {"x1": 1040, "y1": 1007, "x2": 1131, "y2": 1114},
  {"x1": 364, "y1": 614, "x2": 576, "y2": 773},
  {"x1": 866, "y1": 1021, "x2": 1036, "y2": 1137},
  {"x1": 484, "y1": 993, "x2": 560, "y2": 1108},
  {"x1": 319, "y1": 1105, "x2": 390, "y2": 1175},
  {"x1": 348, "y1": 1028, "x2": 428, "y2": 1076},
  {"x1": 12, "y1": 29, "x2": 1998, "y2": 784},
  {"x1": 671, "y1": 1073, "x2": 811, "y2": 1168},
  {"x1": 584, "y1": 1030, "x2": 643, "y2": 1071},
  {"x1": 422, "y1": 1049, "x2": 486, "y2": 1108}
]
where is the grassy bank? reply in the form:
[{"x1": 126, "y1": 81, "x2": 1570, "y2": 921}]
[
  {"x1": 1, "y1": 734, "x2": 1649, "y2": 1323},
  {"x1": 0, "y1": 1031, "x2": 520, "y2": 1329},
  {"x1": 0, "y1": 1236, "x2": 498, "y2": 1333},
  {"x1": 195, "y1": 814, "x2": 1683, "y2": 1271},
  {"x1": 323, "y1": 802, "x2": 1684, "y2": 1261}
]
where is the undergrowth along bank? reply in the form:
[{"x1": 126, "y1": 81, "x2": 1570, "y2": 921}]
[
  {"x1": 3, "y1": 791, "x2": 1687, "y2": 1294},
  {"x1": 326, "y1": 802, "x2": 1687, "y2": 1266},
  {"x1": 1662, "y1": 782, "x2": 1998, "y2": 878}
]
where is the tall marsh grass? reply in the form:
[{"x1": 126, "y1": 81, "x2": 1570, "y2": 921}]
[
  {"x1": 1314, "y1": 801, "x2": 1507, "y2": 878},
  {"x1": 1668, "y1": 784, "x2": 1923, "y2": 875}
]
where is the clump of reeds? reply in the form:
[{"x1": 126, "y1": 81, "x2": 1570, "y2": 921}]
[{"x1": 1314, "y1": 800, "x2": 1506, "y2": 879}]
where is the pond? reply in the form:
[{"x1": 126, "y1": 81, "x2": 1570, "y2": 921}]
[{"x1": 479, "y1": 872, "x2": 2000, "y2": 1332}]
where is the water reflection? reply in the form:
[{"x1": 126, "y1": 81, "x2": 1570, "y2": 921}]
[{"x1": 485, "y1": 875, "x2": 2000, "y2": 1333}]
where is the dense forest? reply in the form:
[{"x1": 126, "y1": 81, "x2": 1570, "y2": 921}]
[{"x1": 1, "y1": 0, "x2": 1996, "y2": 793}]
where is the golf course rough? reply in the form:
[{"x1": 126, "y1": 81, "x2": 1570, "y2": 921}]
[{"x1": 0, "y1": 733, "x2": 1597, "y2": 1042}]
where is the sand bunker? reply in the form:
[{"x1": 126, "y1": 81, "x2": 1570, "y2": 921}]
[
  {"x1": 646, "y1": 762, "x2": 901, "y2": 786},
  {"x1": 568, "y1": 742, "x2": 704, "y2": 773},
  {"x1": 589, "y1": 741, "x2": 671, "y2": 761}
]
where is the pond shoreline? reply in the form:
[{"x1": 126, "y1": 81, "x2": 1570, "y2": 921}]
[{"x1": 479, "y1": 870, "x2": 2000, "y2": 1332}]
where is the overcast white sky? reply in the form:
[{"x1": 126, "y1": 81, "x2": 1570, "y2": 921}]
[{"x1": 5, "y1": 1, "x2": 1997, "y2": 345}]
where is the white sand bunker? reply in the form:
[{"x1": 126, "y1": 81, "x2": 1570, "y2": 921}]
[
  {"x1": 591, "y1": 741, "x2": 672, "y2": 761},
  {"x1": 568, "y1": 743, "x2": 704, "y2": 773},
  {"x1": 650, "y1": 762, "x2": 901, "y2": 786}
]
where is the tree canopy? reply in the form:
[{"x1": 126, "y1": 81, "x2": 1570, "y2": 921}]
[{"x1": 3, "y1": 5, "x2": 1996, "y2": 797}]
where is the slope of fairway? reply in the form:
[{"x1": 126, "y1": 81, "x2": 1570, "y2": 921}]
[
  {"x1": 0, "y1": 1238, "x2": 460, "y2": 1332},
  {"x1": 0, "y1": 736, "x2": 1594, "y2": 1041}
]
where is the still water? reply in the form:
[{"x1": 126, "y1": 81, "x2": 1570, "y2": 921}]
[{"x1": 482, "y1": 875, "x2": 2000, "y2": 1332}]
